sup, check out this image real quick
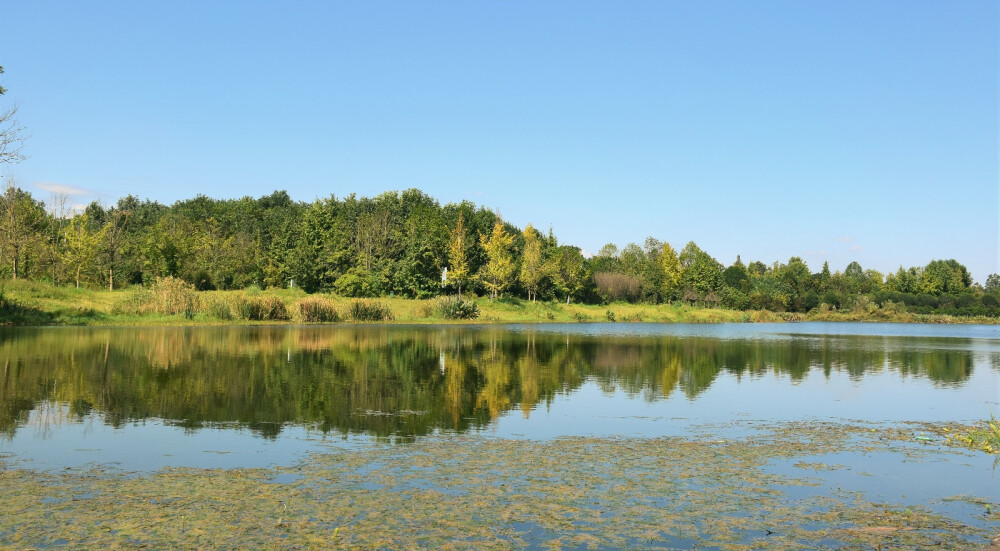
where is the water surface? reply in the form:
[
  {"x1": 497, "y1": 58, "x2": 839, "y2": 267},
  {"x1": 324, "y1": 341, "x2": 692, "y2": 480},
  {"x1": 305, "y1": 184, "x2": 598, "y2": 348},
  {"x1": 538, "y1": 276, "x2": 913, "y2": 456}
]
[{"x1": 1, "y1": 322, "x2": 997, "y2": 471}]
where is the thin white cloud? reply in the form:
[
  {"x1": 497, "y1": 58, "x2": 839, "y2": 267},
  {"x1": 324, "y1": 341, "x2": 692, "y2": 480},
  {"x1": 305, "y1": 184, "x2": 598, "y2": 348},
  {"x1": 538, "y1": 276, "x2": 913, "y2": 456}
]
[
  {"x1": 850, "y1": 244, "x2": 863, "y2": 252},
  {"x1": 34, "y1": 181, "x2": 96, "y2": 196},
  {"x1": 836, "y1": 236, "x2": 853, "y2": 243}
]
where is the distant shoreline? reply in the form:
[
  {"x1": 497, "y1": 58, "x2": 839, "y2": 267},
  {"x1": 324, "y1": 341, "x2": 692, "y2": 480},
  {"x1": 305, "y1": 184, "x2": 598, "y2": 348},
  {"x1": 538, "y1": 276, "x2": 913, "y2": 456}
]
[{"x1": 2, "y1": 279, "x2": 997, "y2": 327}]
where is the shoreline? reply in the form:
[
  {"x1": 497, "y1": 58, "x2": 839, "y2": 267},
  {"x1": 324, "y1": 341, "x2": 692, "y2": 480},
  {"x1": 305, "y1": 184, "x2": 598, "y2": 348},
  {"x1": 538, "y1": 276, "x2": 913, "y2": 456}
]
[{"x1": 2, "y1": 279, "x2": 997, "y2": 327}]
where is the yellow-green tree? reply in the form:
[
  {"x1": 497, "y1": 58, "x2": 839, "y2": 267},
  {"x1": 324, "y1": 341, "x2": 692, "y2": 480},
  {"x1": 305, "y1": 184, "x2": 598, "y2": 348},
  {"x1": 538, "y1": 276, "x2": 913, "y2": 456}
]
[
  {"x1": 61, "y1": 213, "x2": 107, "y2": 288},
  {"x1": 447, "y1": 212, "x2": 470, "y2": 298},
  {"x1": 659, "y1": 242, "x2": 683, "y2": 301},
  {"x1": 479, "y1": 220, "x2": 515, "y2": 301},
  {"x1": 518, "y1": 223, "x2": 543, "y2": 302}
]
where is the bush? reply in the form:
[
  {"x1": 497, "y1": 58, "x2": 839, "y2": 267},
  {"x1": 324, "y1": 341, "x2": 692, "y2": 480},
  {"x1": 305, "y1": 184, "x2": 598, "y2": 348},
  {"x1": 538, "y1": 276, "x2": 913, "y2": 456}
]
[
  {"x1": 436, "y1": 296, "x2": 479, "y2": 320},
  {"x1": 213, "y1": 293, "x2": 290, "y2": 321},
  {"x1": 243, "y1": 295, "x2": 289, "y2": 321},
  {"x1": 349, "y1": 300, "x2": 394, "y2": 321},
  {"x1": 113, "y1": 276, "x2": 199, "y2": 317},
  {"x1": 298, "y1": 297, "x2": 340, "y2": 322},
  {"x1": 206, "y1": 298, "x2": 234, "y2": 320},
  {"x1": 150, "y1": 277, "x2": 200, "y2": 316}
]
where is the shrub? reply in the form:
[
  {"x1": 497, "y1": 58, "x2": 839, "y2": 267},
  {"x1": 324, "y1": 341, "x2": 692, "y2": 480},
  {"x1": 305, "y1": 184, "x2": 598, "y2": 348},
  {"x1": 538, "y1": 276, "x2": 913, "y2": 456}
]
[
  {"x1": 436, "y1": 296, "x2": 479, "y2": 320},
  {"x1": 111, "y1": 288, "x2": 151, "y2": 315},
  {"x1": 349, "y1": 300, "x2": 394, "y2": 321},
  {"x1": 113, "y1": 277, "x2": 199, "y2": 317},
  {"x1": 214, "y1": 293, "x2": 290, "y2": 321},
  {"x1": 244, "y1": 295, "x2": 290, "y2": 321},
  {"x1": 605, "y1": 310, "x2": 616, "y2": 322},
  {"x1": 150, "y1": 276, "x2": 200, "y2": 316},
  {"x1": 207, "y1": 298, "x2": 234, "y2": 320},
  {"x1": 298, "y1": 297, "x2": 340, "y2": 322}
]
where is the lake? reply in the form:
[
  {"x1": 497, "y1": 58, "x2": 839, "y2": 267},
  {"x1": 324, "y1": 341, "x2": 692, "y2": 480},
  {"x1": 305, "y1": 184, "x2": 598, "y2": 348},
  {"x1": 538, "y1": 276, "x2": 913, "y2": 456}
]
[{"x1": 1, "y1": 322, "x2": 998, "y2": 548}]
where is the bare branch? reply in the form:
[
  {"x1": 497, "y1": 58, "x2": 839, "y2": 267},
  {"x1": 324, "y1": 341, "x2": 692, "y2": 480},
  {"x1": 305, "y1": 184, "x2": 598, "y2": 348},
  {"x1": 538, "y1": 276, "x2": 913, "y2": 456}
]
[{"x1": 0, "y1": 104, "x2": 28, "y2": 165}]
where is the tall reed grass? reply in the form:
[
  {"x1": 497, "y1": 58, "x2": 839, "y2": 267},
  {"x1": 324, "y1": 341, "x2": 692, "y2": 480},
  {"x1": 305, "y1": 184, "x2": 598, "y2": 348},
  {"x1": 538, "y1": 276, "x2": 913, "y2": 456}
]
[{"x1": 298, "y1": 297, "x2": 340, "y2": 322}]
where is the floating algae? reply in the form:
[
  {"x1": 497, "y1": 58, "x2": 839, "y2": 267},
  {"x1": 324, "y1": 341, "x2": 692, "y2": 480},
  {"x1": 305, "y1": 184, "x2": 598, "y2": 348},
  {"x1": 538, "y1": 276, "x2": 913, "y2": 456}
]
[{"x1": 0, "y1": 421, "x2": 997, "y2": 549}]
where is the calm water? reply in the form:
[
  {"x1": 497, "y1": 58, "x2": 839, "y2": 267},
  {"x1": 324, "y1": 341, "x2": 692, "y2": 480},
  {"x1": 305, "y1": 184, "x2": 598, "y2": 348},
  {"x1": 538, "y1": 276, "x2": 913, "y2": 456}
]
[{"x1": 1, "y1": 322, "x2": 998, "y2": 471}]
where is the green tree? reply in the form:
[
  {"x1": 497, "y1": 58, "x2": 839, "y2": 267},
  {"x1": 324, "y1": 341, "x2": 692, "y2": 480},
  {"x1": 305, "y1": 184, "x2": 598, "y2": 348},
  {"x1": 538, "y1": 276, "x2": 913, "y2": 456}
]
[
  {"x1": 446, "y1": 212, "x2": 471, "y2": 298},
  {"x1": 61, "y1": 213, "x2": 107, "y2": 287},
  {"x1": 919, "y1": 259, "x2": 972, "y2": 295},
  {"x1": 479, "y1": 220, "x2": 516, "y2": 301},
  {"x1": 678, "y1": 242, "x2": 722, "y2": 298},
  {"x1": 549, "y1": 245, "x2": 586, "y2": 304},
  {"x1": 985, "y1": 273, "x2": 1000, "y2": 294},
  {"x1": 518, "y1": 223, "x2": 543, "y2": 302},
  {"x1": 0, "y1": 177, "x2": 46, "y2": 279}
]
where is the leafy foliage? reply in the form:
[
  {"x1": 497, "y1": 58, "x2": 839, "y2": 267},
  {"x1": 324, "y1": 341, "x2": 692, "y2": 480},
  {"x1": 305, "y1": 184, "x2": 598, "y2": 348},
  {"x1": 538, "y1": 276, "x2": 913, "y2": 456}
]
[
  {"x1": 349, "y1": 300, "x2": 394, "y2": 321},
  {"x1": 436, "y1": 296, "x2": 480, "y2": 320},
  {"x1": 0, "y1": 182, "x2": 990, "y2": 318},
  {"x1": 298, "y1": 297, "x2": 340, "y2": 322}
]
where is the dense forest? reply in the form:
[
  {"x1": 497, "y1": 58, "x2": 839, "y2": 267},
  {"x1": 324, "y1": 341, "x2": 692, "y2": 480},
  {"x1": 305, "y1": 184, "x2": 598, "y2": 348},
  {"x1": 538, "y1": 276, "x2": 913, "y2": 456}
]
[{"x1": 0, "y1": 179, "x2": 997, "y2": 317}]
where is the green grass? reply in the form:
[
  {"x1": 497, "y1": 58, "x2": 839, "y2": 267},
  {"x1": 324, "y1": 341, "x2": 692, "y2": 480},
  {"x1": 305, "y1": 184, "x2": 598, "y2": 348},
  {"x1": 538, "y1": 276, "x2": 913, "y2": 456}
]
[
  {"x1": 0, "y1": 279, "x2": 995, "y2": 326},
  {"x1": 947, "y1": 416, "x2": 1000, "y2": 455}
]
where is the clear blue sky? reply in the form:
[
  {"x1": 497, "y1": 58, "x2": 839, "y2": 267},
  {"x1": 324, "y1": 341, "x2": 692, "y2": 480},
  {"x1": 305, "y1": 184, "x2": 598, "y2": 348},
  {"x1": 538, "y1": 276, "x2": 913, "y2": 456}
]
[{"x1": 3, "y1": 1, "x2": 998, "y2": 282}]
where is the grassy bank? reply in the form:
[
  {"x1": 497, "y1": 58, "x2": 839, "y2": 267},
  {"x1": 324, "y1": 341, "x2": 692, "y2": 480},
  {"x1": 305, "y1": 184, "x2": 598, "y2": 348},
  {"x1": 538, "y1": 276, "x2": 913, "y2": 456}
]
[{"x1": 0, "y1": 279, "x2": 996, "y2": 326}]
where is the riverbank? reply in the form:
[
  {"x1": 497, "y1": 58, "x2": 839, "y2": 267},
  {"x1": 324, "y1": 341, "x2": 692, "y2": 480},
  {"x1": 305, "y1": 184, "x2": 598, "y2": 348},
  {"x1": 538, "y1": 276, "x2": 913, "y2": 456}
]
[{"x1": 1, "y1": 279, "x2": 996, "y2": 326}]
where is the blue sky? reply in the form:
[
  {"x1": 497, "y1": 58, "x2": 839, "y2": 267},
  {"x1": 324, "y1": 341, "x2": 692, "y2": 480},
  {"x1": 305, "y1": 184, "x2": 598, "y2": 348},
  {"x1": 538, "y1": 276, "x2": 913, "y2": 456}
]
[{"x1": 3, "y1": 1, "x2": 997, "y2": 282}]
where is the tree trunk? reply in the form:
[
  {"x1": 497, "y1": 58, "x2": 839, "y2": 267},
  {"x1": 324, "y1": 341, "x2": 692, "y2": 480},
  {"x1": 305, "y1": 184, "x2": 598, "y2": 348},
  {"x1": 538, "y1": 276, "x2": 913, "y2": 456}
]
[{"x1": 109, "y1": 266, "x2": 114, "y2": 291}]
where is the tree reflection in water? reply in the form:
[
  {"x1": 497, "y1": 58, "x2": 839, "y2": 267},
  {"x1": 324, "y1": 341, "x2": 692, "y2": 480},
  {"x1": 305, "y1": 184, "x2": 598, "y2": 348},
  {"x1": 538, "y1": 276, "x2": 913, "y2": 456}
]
[{"x1": 0, "y1": 326, "x2": 979, "y2": 439}]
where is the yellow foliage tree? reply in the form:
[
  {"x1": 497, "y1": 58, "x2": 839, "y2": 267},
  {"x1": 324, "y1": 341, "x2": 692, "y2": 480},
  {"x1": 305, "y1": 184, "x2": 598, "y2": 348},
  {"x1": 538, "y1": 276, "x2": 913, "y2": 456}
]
[
  {"x1": 479, "y1": 220, "x2": 515, "y2": 301},
  {"x1": 518, "y1": 223, "x2": 543, "y2": 302},
  {"x1": 659, "y1": 242, "x2": 683, "y2": 301},
  {"x1": 61, "y1": 213, "x2": 107, "y2": 288}
]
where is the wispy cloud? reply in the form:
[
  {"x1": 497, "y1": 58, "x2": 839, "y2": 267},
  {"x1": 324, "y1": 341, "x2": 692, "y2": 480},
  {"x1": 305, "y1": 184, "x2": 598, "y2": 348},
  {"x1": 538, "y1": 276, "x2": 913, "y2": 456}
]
[
  {"x1": 34, "y1": 181, "x2": 96, "y2": 196},
  {"x1": 850, "y1": 244, "x2": 863, "y2": 252},
  {"x1": 836, "y1": 236, "x2": 853, "y2": 243}
]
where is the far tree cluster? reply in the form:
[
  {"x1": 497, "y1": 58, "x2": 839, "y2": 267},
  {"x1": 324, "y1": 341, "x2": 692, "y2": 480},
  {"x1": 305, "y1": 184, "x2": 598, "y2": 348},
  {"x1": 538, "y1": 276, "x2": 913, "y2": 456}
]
[{"x1": 0, "y1": 183, "x2": 996, "y2": 317}]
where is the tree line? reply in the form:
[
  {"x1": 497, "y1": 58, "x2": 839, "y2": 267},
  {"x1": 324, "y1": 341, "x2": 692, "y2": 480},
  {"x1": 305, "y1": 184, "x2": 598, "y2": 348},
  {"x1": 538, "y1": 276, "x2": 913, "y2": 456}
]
[{"x1": 0, "y1": 180, "x2": 997, "y2": 317}]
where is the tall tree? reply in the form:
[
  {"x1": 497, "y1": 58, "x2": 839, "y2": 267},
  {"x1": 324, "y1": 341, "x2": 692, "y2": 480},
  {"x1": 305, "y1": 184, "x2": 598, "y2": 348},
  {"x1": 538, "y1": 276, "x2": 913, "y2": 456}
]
[
  {"x1": 658, "y1": 242, "x2": 683, "y2": 301},
  {"x1": 549, "y1": 245, "x2": 586, "y2": 304},
  {"x1": 518, "y1": 223, "x2": 543, "y2": 302},
  {"x1": 479, "y1": 220, "x2": 516, "y2": 301},
  {"x1": 61, "y1": 213, "x2": 107, "y2": 287},
  {"x1": 0, "y1": 177, "x2": 46, "y2": 279},
  {"x1": 446, "y1": 212, "x2": 471, "y2": 299},
  {"x1": 100, "y1": 207, "x2": 131, "y2": 290}
]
